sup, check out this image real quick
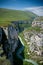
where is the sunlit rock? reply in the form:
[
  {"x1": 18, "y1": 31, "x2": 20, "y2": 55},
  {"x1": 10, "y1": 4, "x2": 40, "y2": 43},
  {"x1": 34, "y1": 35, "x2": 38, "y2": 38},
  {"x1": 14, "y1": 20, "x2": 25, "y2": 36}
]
[{"x1": 30, "y1": 33, "x2": 43, "y2": 56}]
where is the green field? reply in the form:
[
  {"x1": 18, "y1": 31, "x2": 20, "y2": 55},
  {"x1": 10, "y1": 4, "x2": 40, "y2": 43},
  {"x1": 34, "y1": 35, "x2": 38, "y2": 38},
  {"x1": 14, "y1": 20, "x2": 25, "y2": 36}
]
[{"x1": 0, "y1": 8, "x2": 37, "y2": 26}]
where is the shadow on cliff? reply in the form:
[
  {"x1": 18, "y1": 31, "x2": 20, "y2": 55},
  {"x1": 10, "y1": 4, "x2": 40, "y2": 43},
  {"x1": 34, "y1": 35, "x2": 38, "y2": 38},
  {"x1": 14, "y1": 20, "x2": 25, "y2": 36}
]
[
  {"x1": 13, "y1": 38, "x2": 25, "y2": 65},
  {"x1": 0, "y1": 27, "x2": 25, "y2": 65}
]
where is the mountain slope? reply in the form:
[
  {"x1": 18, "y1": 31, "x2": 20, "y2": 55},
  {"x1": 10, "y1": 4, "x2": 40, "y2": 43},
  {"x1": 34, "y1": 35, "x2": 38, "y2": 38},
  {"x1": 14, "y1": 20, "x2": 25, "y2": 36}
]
[{"x1": 0, "y1": 8, "x2": 37, "y2": 26}]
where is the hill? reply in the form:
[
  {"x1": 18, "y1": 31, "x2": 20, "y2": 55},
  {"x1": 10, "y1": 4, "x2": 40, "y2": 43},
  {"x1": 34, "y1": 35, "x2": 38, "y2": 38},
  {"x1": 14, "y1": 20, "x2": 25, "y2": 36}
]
[{"x1": 0, "y1": 8, "x2": 37, "y2": 26}]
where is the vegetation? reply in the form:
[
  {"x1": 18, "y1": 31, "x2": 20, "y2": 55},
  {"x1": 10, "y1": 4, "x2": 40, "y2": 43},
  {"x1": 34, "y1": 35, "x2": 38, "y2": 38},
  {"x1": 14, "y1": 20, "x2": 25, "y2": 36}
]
[
  {"x1": 0, "y1": 8, "x2": 37, "y2": 26},
  {"x1": 0, "y1": 8, "x2": 43, "y2": 65},
  {"x1": 23, "y1": 26, "x2": 42, "y2": 32},
  {"x1": 19, "y1": 33, "x2": 32, "y2": 65},
  {"x1": 23, "y1": 61, "x2": 33, "y2": 65},
  {"x1": 35, "y1": 16, "x2": 43, "y2": 21},
  {"x1": 0, "y1": 57, "x2": 11, "y2": 65},
  {"x1": 19, "y1": 32, "x2": 43, "y2": 65}
]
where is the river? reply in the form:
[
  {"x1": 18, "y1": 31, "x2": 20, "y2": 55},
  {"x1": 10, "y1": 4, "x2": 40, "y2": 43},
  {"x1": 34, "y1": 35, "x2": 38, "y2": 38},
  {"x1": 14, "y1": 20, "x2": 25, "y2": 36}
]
[{"x1": 18, "y1": 36, "x2": 38, "y2": 65}]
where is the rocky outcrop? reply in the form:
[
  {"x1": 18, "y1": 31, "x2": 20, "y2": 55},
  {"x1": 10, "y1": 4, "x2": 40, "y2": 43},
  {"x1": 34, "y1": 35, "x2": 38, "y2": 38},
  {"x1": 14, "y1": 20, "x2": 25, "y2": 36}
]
[
  {"x1": 8, "y1": 25, "x2": 18, "y2": 52},
  {"x1": 32, "y1": 17, "x2": 43, "y2": 29},
  {"x1": 30, "y1": 33, "x2": 43, "y2": 56},
  {"x1": 0, "y1": 25, "x2": 24, "y2": 65},
  {"x1": 23, "y1": 17, "x2": 43, "y2": 56},
  {"x1": 24, "y1": 31, "x2": 43, "y2": 56},
  {"x1": 0, "y1": 27, "x2": 2, "y2": 43},
  {"x1": 32, "y1": 21, "x2": 43, "y2": 28}
]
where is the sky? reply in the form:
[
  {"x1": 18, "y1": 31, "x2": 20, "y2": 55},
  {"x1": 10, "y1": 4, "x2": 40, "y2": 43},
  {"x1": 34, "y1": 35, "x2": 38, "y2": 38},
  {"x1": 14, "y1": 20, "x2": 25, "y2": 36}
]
[{"x1": 0, "y1": 0, "x2": 43, "y2": 16}]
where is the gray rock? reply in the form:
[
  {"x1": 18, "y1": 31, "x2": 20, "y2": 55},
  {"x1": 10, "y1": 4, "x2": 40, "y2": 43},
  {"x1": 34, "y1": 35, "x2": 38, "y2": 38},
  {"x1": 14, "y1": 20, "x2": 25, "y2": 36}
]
[
  {"x1": 0, "y1": 27, "x2": 2, "y2": 43},
  {"x1": 8, "y1": 25, "x2": 18, "y2": 52}
]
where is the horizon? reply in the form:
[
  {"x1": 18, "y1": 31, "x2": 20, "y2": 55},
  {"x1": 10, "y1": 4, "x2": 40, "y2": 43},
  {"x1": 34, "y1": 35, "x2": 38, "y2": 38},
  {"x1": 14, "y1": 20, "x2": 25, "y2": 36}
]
[{"x1": 0, "y1": 0, "x2": 43, "y2": 16}]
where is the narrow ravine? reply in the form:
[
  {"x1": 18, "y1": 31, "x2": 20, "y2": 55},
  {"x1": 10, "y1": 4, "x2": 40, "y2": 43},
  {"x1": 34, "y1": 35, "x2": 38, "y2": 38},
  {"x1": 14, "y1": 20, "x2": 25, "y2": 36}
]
[{"x1": 18, "y1": 36, "x2": 38, "y2": 65}]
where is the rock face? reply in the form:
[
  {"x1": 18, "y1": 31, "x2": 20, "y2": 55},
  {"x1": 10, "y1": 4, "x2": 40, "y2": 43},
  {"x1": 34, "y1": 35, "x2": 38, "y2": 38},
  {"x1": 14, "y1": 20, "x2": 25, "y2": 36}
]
[
  {"x1": 0, "y1": 25, "x2": 24, "y2": 65},
  {"x1": 30, "y1": 33, "x2": 43, "y2": 46},
  {"x1": 8, "y1": 25, "x2": 18, "y2": 52},
  {"x1": 3, "y1": 27, "x2": 8, "y2": 39},
  {"x1": 23, "y1": 17, "x2": 43, "y2": 56},
  {"x1": 32, "y1": 21, "x2": 43, "y2": 28},
  {"x1": 11, "y1": 20, "x2": 32, "y2": 32},
  {"x1": 30, "y1": 33, "x2": 43, "y2": 56},
  {"x1": 24, "y1": 31, "x2": 43, "y2": 56},
  {"x1": 32, "y1": 17, "x2": 43, "y2": 29},
  {"x1": 0, "y1": 27, "x2": 8, "y2": 58},
  {"x1": 0, "y1": 27, "x2": 2, "y2": 43},
  {"x1": 7, "y1": 25, "x2": 18, "y2": 65}
]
